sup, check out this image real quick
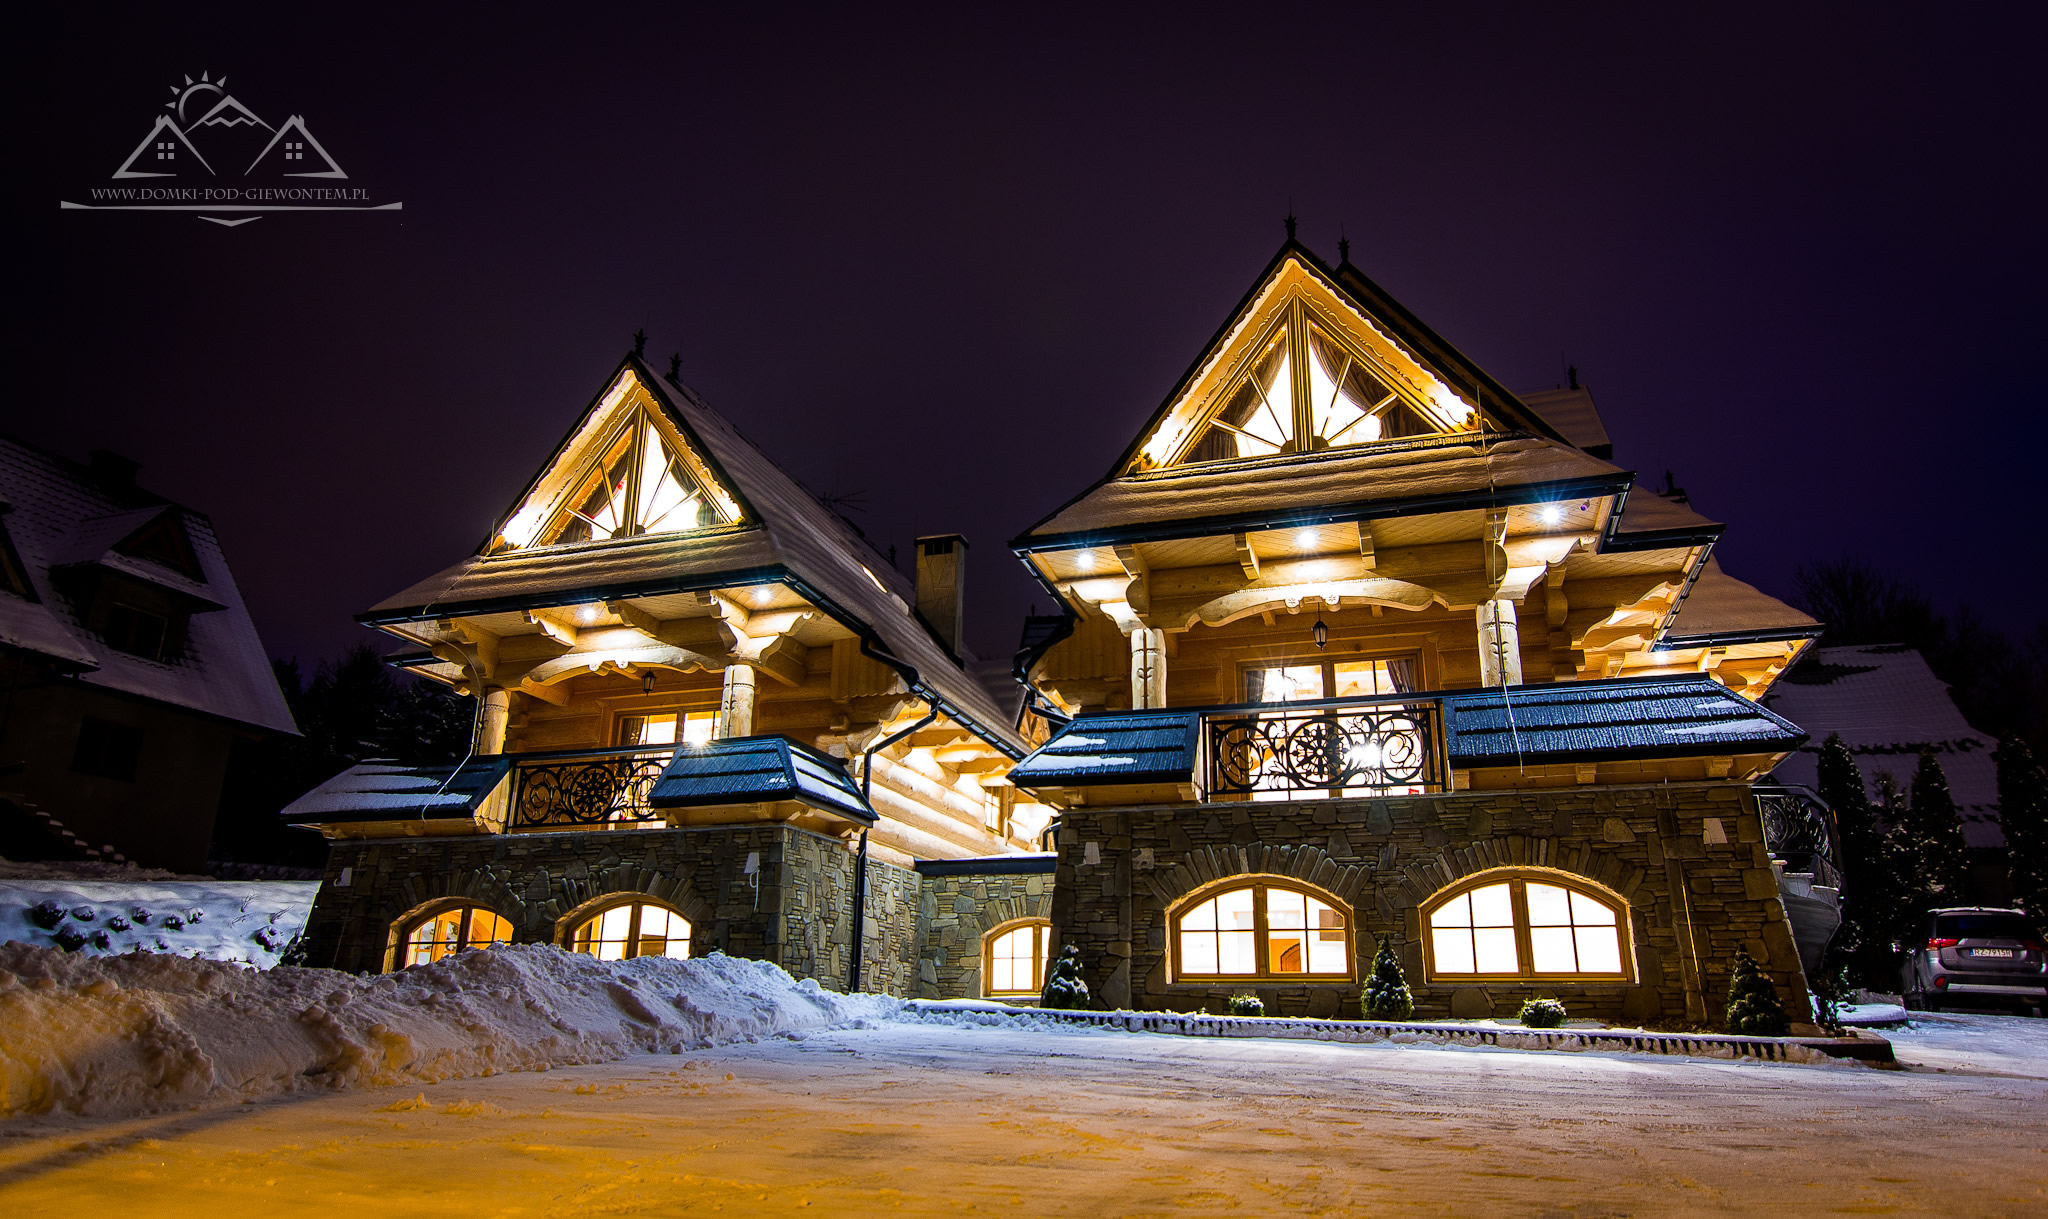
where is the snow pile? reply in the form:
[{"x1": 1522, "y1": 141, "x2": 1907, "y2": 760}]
[
  {"x1": 0, "y1": 942, "x2": 900, "y2": 1119},
  {"x1": 0, "y1": 880, "x2": 318, "y2": 965}
]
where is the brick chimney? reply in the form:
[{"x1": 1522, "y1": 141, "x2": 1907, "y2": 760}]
[
  {"x1": 87, "y1": 449, "x2": 140, "y2": 492},
  {"x1": 914, "y1": 534, "x2": 969, "y2": 657}
]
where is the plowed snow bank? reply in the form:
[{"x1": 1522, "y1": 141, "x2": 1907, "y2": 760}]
[{"x1": 0, "y1": 943, "x2": 899, "y2": 1118}]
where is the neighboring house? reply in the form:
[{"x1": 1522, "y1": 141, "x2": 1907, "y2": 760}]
[
  {"x1": 0, "y1": 439, "x2": 297, "y2": 873},
  {"x1": 285, "y1": 236, "x2": 1835, "y2": 1029},
  {"x1": 1001, "y1": 237, "x2": 1827, "y2": 1024},
  {"x1": 1765, "y1": 643, "x2": 2006, "y2": 902}
]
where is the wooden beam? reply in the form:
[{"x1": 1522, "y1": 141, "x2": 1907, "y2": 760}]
[
  {"x1": 523, "y1": 609, "x2": 576, "y2": 648},
  {"x1": 1233, "y1": 532, "x2": 1261, "y2": 580},
  {"x1": 1357, "y1": 521, "x2": 1376, "y2": 569}
]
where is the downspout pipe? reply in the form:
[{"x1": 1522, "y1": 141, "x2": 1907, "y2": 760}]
[{"x1": 848, "y1": 700, "x2": 938, "y2": 994}]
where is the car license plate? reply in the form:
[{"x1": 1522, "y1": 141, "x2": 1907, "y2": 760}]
[{"x1": 1971, "y1": 948, "x2": 2014, "y2": 958}]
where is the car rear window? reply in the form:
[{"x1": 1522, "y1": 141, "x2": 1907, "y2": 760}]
[{"x1": 1935, "y1": 913, "x2": 2040, "y2": 939}]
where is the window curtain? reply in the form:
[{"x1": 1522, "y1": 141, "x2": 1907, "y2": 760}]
[{"x1": 1386, "y1": 658, "x2": 1417, "y2": 693}]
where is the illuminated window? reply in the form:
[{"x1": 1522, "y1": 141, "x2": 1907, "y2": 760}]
[
  {"x1": 529, "y1": 412, "x2": 735, "y2": 549},
  {"x1": 568, "y1": 899, "x2": 691, "y2": 961},
  {"x1": 1243, "y1": 657, "x2": 1418, "y2": 704},
  {"x1": 1424, "y1": 871, "x2": 1630, "y2": 982},
  {"x1": 1161, "y1": 302, "x2": 1475, "y2": 469},
  {"x1": 984, "y1": 919, "x2": 1051, "y2": 996},
  {"x1": 617, "y1": 711, "x2": 715, "y2": 748},
  {"x1": 1173, "y1": 880, "x2": 1351, "y2": 981},
  {"x1": 399, "y1": 905, "x2": 513, "y2": 968}
]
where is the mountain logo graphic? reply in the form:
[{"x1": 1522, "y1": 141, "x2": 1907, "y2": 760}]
[{"x1": 66, "y1": 71, "x2": 397, "y2": 226}]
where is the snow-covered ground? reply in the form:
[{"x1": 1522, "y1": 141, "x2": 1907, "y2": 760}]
[
  {"x1": 0, "y1": 946, "x2": 2043, "y2": 1214},
  {"x1": 0, "y1": 880, "x2": 317, "y2": 965}
]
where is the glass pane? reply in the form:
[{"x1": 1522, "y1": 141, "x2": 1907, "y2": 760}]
[
  {"x1": 1570, "y1": 890, "x2": 1618, "y2": 927},
  {"x1": 640, "y1": 907, "x2": 672, "y2": 938},
  {"x1": 681, "y1": 712, "x2": 714, "y2": 746},
  {"x1": 1218, "y1": 930, "x2": 1256, "y2": 974},
  {"x1": 1332, "y1": 661, "x2": 1392, "y2": 698},
  {"x1": 1246, "y1": 665, "x2": 1324, "y2": 703},
  {"x1": 470, "y1": 910, "x2": 511, "y2": 948},
  {"x1": 548, "y1": 433, "x2": 635, "y2": 545},
  {"x1": 1526, "y1": 883, "x2": 1572, "y2": 927},
  {"x1": 1181, "y1": 896, "x2": 1217, "y2": 932},
  {"x1": 1218, "y1": 889, "x2": 1256, "y2": 931},
  {"x1": 600, "y1": 906, "x2": 633, "y2": 940},
  {"x1": 1181, "y1": 931, "x2": 1218, "y2": 975},
  {"x1": 1431, "y1": 893, "x2": 1472, "y2": 929},
  {"x1": 1470, "y1": 883, "x2": 1515, "y2": 928},
  {"x1": 636, "y1": 423, "x2": 710, "y2": 536},
  {"x1": 1183, "y1": 332, "x2": 1292, "y2": 463},
  {"x1": 1305, "y1": 926, "x2": 1349, "y2": 975},
  {"x1": 637, "y1": 714, "x2": 678, "y2": 746},
  {"x1": 992, "y1": 956, "x2": 1018, "y2": 992},
  {"x1": 1266, "y1": 888, "x2": 1307, "y2": 930},
  {"x1": 1575, "y1": 926, "x2": 1623, "y2": 974},
  {"x1": 1474, "y1": 928, "x2": 1519, "y2": 974},
  {"x1": 1432, "y1": 927, "x2": 1475, "y2": 973},
  {"x1": 1269, "y1": 933, "x2": 1305, "y2": 973},
  {"x1": 1530, "y1": 926, "x2": 1578, "y2": 974},
  {"x1": 405, "y1": 909, "x2": 464, "y2": 966}
]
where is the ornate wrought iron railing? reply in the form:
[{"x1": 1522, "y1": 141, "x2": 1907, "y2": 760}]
[
  {"x1": 1753, "y1": 784, "x2": 1844, "y2": 891},
  {"x1": 508, "y1": 746, "x2": 675, "y2": 831},
  {"x1": 1203, "y1": 696, "x2": 1445, "y2": 798}
]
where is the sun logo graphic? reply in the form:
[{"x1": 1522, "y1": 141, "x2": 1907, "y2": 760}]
[{"x1": 113, "y1": 72, "x2": 347, "y2": 181}]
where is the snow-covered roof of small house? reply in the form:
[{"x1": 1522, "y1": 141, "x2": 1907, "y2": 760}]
[
  {"x1": 361, "y1": 358, "x2": 1022, "y2": 753},
  {"x1": 648, "y1": 736, "x2": 875, "y2": 823},
  {"x1": 0, "y1": 437, "x2": 296, "y2": 734},
  {"x1": 1764, "y1": 644, "x2": 2002, "y2": 848},
  {"x1": 280, "y1": 758, "x2": 513, "y2": 824}
]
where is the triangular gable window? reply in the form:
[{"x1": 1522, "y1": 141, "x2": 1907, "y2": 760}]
[
  {"x1": 1140, "y1": 283, "x2": 1481, "y2": 471},
  {"x1": 522, "y1": 411, "x2": 736, "y2": 550}
]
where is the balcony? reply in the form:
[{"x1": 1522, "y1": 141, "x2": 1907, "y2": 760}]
[
  {"x1": 508, "y1": 745, "x2": 674, "y2": 831},
  {"x1": 1752, "y1": 784, "x2": 1843, "y2": 891},
  {"x1": 1203, "y1": 695, "x2": 1446, "y2": 798}
]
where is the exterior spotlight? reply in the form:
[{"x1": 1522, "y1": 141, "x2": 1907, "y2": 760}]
[
  {"x1": 1295, "y1": 529, "x2": 1317, "y2": 550},
  {"x1": 1076, "y1": 550, "x2": 1096, "y2": 573},
  {"x1": 578, "y1": 604, "x2": 599, "y2": 624},
  {"x1": 642, "y1": 671, "x2": 657, "y2": 695},
  {"x1": 1312, "y1": 617, "x2": 1329, "y2": 650},
  {"x1": 1539, "y1": 504, "x2": 1564, "y2": 525}
]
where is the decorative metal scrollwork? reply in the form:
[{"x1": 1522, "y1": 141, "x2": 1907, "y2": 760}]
[
  {"x1": 1754, "y1": 785, "x2": 1843, "y2": 890},
  {"x1": 1206, "y1": 700, "x2": 1441, "y2": 797},
  {"x1": 511, "y1": 749, "x2": 672, "y2": 830}
]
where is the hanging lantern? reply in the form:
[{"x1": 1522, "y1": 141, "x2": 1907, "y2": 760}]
[
  {"x1": 1312, "y1": 617, "x2": 1329, "y2": 650},
  {"x1": 642, "y1": 670, "x2": 658, "y2": 695}
]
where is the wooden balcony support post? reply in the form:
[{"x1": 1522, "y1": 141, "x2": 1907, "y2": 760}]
[
  {"x1": 715, "y1": 663, "x2": 757, "y2": 740},
  {"x1": 476, "y1": 687, "x2": 511, "y2": 755},
  {"x1": 1130, "y1": 626, "x2": 1168, "y2": 709},
  {"x1": 1477, "y1": 599, "x2": 1524, "y2": 687}
]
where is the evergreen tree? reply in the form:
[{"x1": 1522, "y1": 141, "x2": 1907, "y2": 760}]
[
  {"x1": 1724, "y1": 947, "x2": 1790, "y2": 1036},
  {"x1": 1996, "y1": 737, "x2": 2048, "y2": 921},
  {"x1": 1817, "y1": 734, "x2": 1902, "y2": 987},
  {"x1": 1039, "y1": 944, "x2": 1091, "y2": 1010},
  {"x1": 1901, "y1": 751, "x2": 1970, "y2": 909},
  {"x1": 1361, "y1": 934, "x2": 1414, "y2": 1020}
]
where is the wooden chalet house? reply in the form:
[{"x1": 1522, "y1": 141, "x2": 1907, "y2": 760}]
[
  {"x1": 1003, "y1": 237, "x2": 1831, "y2": 1026},
  {"x1": 287, "y1": 358, "x2": 1054, "y2": 987}
]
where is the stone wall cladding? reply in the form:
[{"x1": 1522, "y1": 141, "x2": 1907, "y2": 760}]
[
  {"x1": 302, "y1": 824, "x2": 917, "y2": 995},
  {"x1": 915, "y1": 871, "x2": 1054, "y2": 1001},
  {"x1": 1048, "y1": 782, "x2": 1811, "y2": 1029}
]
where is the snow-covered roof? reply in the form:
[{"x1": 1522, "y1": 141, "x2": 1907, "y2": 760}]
[
  {"x1": 0, "y1": 438, "x2": 296, "y2": 735},
  {"x1": 1663, "y1": 558, "x2": 1820, "y2": 645},
  {"x1": 1764, "y1": 644, "x2": 2002, "y2": 848},
  {"x1": 360, "y1": 359, "x2": 1022, "y2": 753},
  {"x1": 1515, "y1": 386, "x2": 1612, "y2": 455},
  {"x1": 1609, "y1": 490, "x2": 1722, "y2": 545},
  {"x1": 1019, "y1": 434, "x2": 1629, "y2": 547}
]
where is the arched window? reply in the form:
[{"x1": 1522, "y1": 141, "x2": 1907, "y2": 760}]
[
  {"x1": 1171, "y1": 879, "x2": 1353, "y2": 981},
  {"x1": 398, "y1": 904, "x2": 513, "y2": 968},
  {"x1": 1423, "y1": 870, "x2": 1631, "y2": 982},
  {"x1": 983, "y1": 919, "x2": 1051, "y2": 996},
  {"x1": 566, "y1": 898, "x2": 691, "y2": 961}
]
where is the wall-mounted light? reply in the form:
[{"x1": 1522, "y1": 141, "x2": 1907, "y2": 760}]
[
  {"x1": 1295, "y1": 528, "x2": 1317, "y2": 549},
  {"x1": 1312, "y1": 617, "x2": 1329, "y2": 650},
  {"x1": 1539, "y1": 504, "x2": 1564, "y2": 525},
  {"x1": 578, "y1": 603, "x2": 599, "y2": 624}
]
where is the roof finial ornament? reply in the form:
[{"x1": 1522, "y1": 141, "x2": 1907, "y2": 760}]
[
  {"x1": 1337, "y1": 231, "x2": 1351, "y2": 264},
  {"x1": 632, "y1": 328, "x2": 648, "y2": 358},
  {"x1": 667, "y1": 351, "x2": 682, "y2": 386},
  {"x1": 1567, "y1": 363, "x2": 1578, "y2": 390},
  {"x1": 1283, "y1": 210, "x2": 1298, "y2": 241}
]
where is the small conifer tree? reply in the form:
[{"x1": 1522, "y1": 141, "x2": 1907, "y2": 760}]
[
  {"x1": 1039, "y1": 944, "x2": 1091, "y2": 1011},
  {"x1": 1902, "y1": 751, "x2": 1970, "y2": 908},
  {"x1": 1361, "y1": 934, "x2": 1414, "y2": 1020},
  {"x1": 1995, "y1": 737, "x2": 2048, "y2": 921},
  {"x1": 1724, "y1": 947, "x2": 1790, "y2": 1036}
]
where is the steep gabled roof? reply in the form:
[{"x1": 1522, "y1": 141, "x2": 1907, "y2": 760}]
[
  {"x1": 1661, "y1": 558, "x2": 1821, "y2": 648},
  {"x1": 0, "y1": 437, "x2": 296, "y2": 734},
  {"x1": 361, "y1": 358, "x2": 1022, "y2": 753}
]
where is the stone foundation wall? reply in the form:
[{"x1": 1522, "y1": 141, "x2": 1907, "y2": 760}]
[
  {"x1": 301, "y1": 824, "x2": 918, "y2": 995},
  {"x1": 913, "y1": 866, "x2": 1055, "y2": 1000},
  {"x1": 1048, "y1": 783, "x2": 1812, "y2": 1030}
]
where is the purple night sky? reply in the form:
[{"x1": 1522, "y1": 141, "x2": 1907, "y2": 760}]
[{"x1": 11, "y1": 4, "x2": 2045, "y2": 667}]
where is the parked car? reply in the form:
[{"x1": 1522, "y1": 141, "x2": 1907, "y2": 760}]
[{"x1": 1900, "y1": 907, "x2": 2047, "y2": 1015}]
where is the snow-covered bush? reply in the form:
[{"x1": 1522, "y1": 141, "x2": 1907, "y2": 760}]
[
  {"x1": 1725, "y1": 947, "x2": 1790, "y2": 1035},
  {"x1": 27, "y1": 901, "x2": 64, "y2": 931},
  {"x1": 1040, "y1": 944, "x2": 1091, "y2": 1010},
  {"x1": 1361, "y1": 934, "x2": 1413, "y2": 1020},
  {"x1": 1228, "y1": 992, "x2": 1264, "y2": 1017},
  {"x1": 1518, "y1": 997, "x2": 1567, "y2": 1028}
]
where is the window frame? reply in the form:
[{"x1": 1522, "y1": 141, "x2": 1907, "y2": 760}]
[
  {"x1": 1420, "y1": 869, "x2": 1634, "y2": 984},
  {"x1": 1238, "y1": 652, "x2": 1425, "y2": 704},
  {"x1": 981, "y1": 917, "x2": 1052, "y2": 997},
  {"x1": 1167, "y1": 876, "x2": 1357, "y2": 984},
  {"x1": 393, "y1": 902, "x2": 514, "y2": 970},
  {"x1": 562, "y1": 896, "x2": 693, "y2": 962}
]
